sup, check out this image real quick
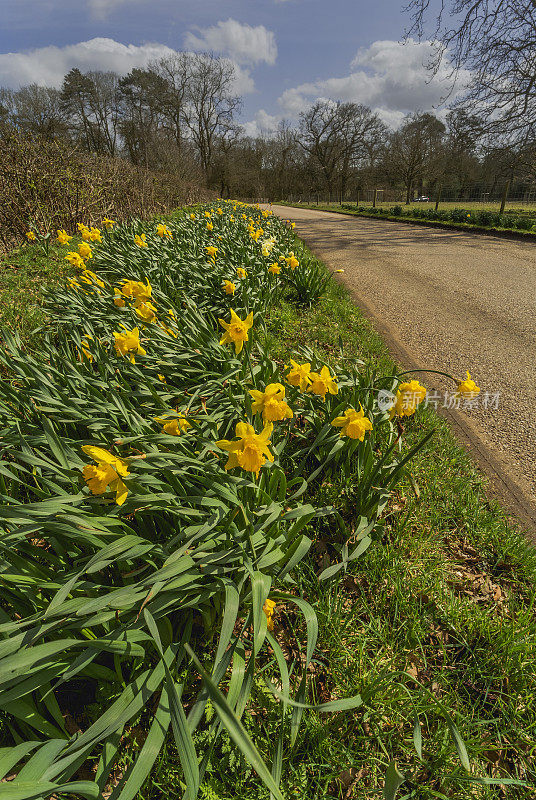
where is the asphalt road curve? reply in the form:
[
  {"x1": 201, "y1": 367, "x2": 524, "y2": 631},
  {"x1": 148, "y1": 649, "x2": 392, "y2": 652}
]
[{"x1": 270, "y1": 205, "x2": 536, "y2": 535}]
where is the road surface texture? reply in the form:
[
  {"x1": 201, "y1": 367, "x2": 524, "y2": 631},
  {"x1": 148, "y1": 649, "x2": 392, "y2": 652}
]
[{"x1": 270, "y1": 205, "x2": 536, "y2": 535}]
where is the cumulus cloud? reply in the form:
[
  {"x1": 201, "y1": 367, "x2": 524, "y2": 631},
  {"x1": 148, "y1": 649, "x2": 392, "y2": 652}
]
[
  {"x1": 184, "y1": 19, "x2": 277, "y2": 65},
  {"x1": 242, "y1": 109, "x2": 281, "y2": 137},
  {"x1": 278, "y1": 39, "x2": 470, "y2": 127},
  {"x1": 0, "y1": 37, "x2": 255, "y2": 95}
]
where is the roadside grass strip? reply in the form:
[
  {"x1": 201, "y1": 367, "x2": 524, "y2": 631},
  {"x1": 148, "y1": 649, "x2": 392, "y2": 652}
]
[{"x1": 0, "y1": 203, "x2": 533, "y2": 799}]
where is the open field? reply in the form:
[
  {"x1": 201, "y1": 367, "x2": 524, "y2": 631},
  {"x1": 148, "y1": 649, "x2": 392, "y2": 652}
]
[
  {"x1": 1, "y1": 205, "x2": 535, "y2": 799},
  {"x1": 305, "y1": 201, "x2": 536, "y2": 215}
]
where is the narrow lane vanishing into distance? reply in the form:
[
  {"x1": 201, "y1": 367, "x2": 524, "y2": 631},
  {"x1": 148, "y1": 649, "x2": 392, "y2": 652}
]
[{"x1": 269, "y1": 205, "x2": 536, "y2": 534}]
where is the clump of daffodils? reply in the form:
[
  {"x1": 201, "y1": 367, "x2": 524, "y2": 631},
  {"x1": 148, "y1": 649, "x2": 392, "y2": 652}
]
[
  {"x1": 457, "y1": 371, "x2": 480, "y2": 400},
  {"x1": 113, "y1": 326, "x2": 146, "y2": 363},
  {"x1": 308, "y1": 366, "x2": 338, "y2": 400},
  {"x1": 82, "y1": 445, "x2": 130, "y2": 505},
  {"x1": 250, "y1": 383, "x2": 293, "y2": 423},
  {"x1": 332, "y1": 406, "x2": 373, "y2": 440},
  {"x1": 219, "y1": 309, "x2": 253, "y2": 354},
  {"x1": 390, "y1": 380, "x2": 427, "y2": 419},
  {"x1": 216, "y1": 422, "x2": 274, "y2": 477},
  {"x1": 285, "y1": 360, "x2": 311, "y2": 392},
  {"x1": 263, "y1": 598, "x2": 276, "y2": 631}
]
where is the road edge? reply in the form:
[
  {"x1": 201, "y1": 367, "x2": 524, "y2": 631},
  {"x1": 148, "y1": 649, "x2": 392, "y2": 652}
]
[{"x1": 275, "y1": 207, "x2": 536, "y2": 541}]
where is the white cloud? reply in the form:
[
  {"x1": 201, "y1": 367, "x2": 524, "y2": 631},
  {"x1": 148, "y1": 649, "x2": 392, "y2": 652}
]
[
  {"x1": 0, "y1": 37, "x2": 256, "y2": 94},
  {"x1": 278, "y1": 39, "x2": 471, "y2": 127},
  {"x1": 242, "y1": 109, "x2": 281, "y2": 137},
  {"x1": 184, "y1": 19, "x2": 277, "y2": 65},
  {"x1": 0, "y1": 38, "x2": 175, "y2": 88},
  {"x1": 87, "y1": 0, "x2": 144, "y2": 21}
]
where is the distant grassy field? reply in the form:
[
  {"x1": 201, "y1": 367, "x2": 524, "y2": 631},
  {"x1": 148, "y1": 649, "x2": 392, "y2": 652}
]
[{"x1": 319, "y1": 200, "x2": 536, "y2": 215}]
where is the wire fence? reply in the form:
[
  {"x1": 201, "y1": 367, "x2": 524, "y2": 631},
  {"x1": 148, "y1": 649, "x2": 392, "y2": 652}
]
[{"x1": 281, "y1": 188, "x2": 536, "y2": 211}]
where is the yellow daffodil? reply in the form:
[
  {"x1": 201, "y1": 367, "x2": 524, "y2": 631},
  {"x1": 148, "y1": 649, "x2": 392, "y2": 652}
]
[
  {"x1": 113, "y1": 326, "x2": 146, "y2": 363},
  {"x1": 102, "y1": 218, "x2": 115, "y2": 229},
  {"x1": 78, "y1": 224, "x2": 92, "y2": 241},
  {"x1": 157, "y1": 373, "x2": 167, "y2": 383},
  {"x1": 155, "y1": 412, "x2": 191, "y2": 436},
  {"x1": 135, "y1": 234, "x2": 148, "y2": 248},
  {"x1": 189, "y1": 213, "x2": 196, "y2": 220},
  {"x1": 217, "y1": 207, "x2": 223, "y2": 215},
  {"x1": 236, "y1": 267, "x2": 247, "y2": 278},
  {"x1": 114, "y1": 288, "x2": 126, "y2": 307},
  {"x1": 332, "y1": 406, "x2": 373, "y2": 440},
  {"x1": 457, "y1": 371, "x2": 480, "y2": 399},
  {"x1": 285, "y1": 359, "x2": 312, "y2": 391},
  {"x1": 219, "y1": 309, "x2": 253, "y2": 354},
  {"x1": 285, "y1": 253, "x2": 299, "y2": 270},
  {"x1": 67, "y1": 277, "x2": 81, "y2": 291},
  {"x1": 82, "y1": 445, "x2": 130, "y2": 505},
  {"x1": 308, "y1": 366, "x2": 338, "y2": 400},
  {"x1": 78, "y1": 242, "x2": 92, "y2": 260},
  {"x1": 250, "y1": 383, "x2": 293, "y2": 422},
  {"x1": 56, "y1": 229, "x2": 72, "y2": 245},
  {"x1": 216, "y1": 421, "x2": 274, "y2": 477},
  {"x1": 80, "y1": 269, "x2": 105, "y2": 288},
  {"x1": 89, "y1": 227, "x2": 102, "y2": 242},
  {"x1": 204, "y1": 210, "x2": 212, "y2": 218},
  {"x1": 135, "y1": 302, "x2": 158, "y2": 323},
  {"x1": 206, "y1": 221, "x2": 214, "y2": 231},
  {"x1": 268, "y1": 262, "x2": 281, "y2": 275},
  {"x1": 25, "y1": 231, "x2": 37, "y2": 241},
  {"x1": 156, "y1": 223, "x2": 173, "y2": 238},
  {"x1": 263, "y1": 598, "x2": 276, "y2": 631},
  {"x1": 65, "y1": 252, "x2": 85, "y2": 269},
  {"x1": 223, "y1": 280, "x2": 236, "y2": 295},
  {"x1": 206, "y1": 245, "x2": 218, "y2": 259},
  {"x1": 290, "y1": 222, "x2": 296, "y2": 229},
  {"x1": 230, "y1": 215, "x2": 235, "y2": 222},
  {"x1": 389, "y1": 380, "x2": 427, "y2": 419},
  {"x1": 119, "y1": 279, "x2": 152, "y2": 304}
]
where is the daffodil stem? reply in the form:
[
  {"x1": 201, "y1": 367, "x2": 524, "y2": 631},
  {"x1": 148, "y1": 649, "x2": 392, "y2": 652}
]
[{"x1": 244, "y1": 342, "x2": 256, "y2": 388}]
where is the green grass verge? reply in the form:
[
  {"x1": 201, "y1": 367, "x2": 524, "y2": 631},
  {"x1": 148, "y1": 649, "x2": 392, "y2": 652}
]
[
  {"x1": 275, "y1": 202, "x2": 536, "y2": 241},
  {"x1": 0, "y1": 241, "x2": 72, "y2": 343},
  {"x1": 3, "y1": 210, "x2": 535, "y2": 799}
]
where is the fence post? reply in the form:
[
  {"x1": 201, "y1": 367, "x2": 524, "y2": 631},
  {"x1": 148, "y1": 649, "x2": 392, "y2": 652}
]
[
  {"x1": 356, "y1": 190, "x2": 360, "y2": 208},
  {"x1": 373, "y1": 188, "x2": 378, "y2": 208},
  {"x1": 500, "y1": 180, "x2": 510, "y2": 214},
  {"x1": 316, "y1": 193, "x2": 319, "y2": 205},
  {"x1": 435, "y1": 184, "x2": 442, "y2": 212}
]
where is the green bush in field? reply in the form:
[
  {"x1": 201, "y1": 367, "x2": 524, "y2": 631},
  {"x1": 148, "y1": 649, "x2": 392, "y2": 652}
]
[{"x1": 0, "y1": 202, "x2": 475, "y2": 799}]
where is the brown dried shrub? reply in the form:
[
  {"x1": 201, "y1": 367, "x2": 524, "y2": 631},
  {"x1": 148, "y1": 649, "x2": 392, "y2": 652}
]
[{"x1": 0, "y1": 129, "x2": 214, "y2": 250}]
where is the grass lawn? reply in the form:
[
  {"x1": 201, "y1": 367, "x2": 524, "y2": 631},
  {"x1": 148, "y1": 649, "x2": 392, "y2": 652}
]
[
  {"x1": 299, "y1": 201, "x2": 536, "y2": 215},
  {"x1": 2, "y1": 212, "x2": 535, "y2": 799}
]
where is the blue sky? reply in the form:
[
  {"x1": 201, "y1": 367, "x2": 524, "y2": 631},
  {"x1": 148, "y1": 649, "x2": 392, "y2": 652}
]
[{"x1": 0, "y1": 0, "x2": 459, "y2": 132}]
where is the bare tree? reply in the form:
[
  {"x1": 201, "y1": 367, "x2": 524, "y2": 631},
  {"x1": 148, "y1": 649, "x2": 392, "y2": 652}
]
[
  {"x1": 384, "y1": 112, "x2": 446, "y2": 203},
  {"x1": 150, "y1": 53, "x2": 190, "y2": 152},
  {"x1": 405, "y1": 0, "x2": 536, "y2": 142},
  {"x1": 297, "y1": 100, "x2": 386, "y2": 198},
  {"x1": 183, "y1": 53, "x2": 241, "y2": 175}
]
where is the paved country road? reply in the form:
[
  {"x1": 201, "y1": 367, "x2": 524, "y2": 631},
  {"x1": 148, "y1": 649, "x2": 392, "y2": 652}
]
[{"x1": 270, "y1": 205, "x2": 536, "y2": 533}]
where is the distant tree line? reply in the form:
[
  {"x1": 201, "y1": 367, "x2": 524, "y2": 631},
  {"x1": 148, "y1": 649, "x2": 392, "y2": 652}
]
[{"x1": 1, "y1": 49, "x2": 534, "y2": 203}]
